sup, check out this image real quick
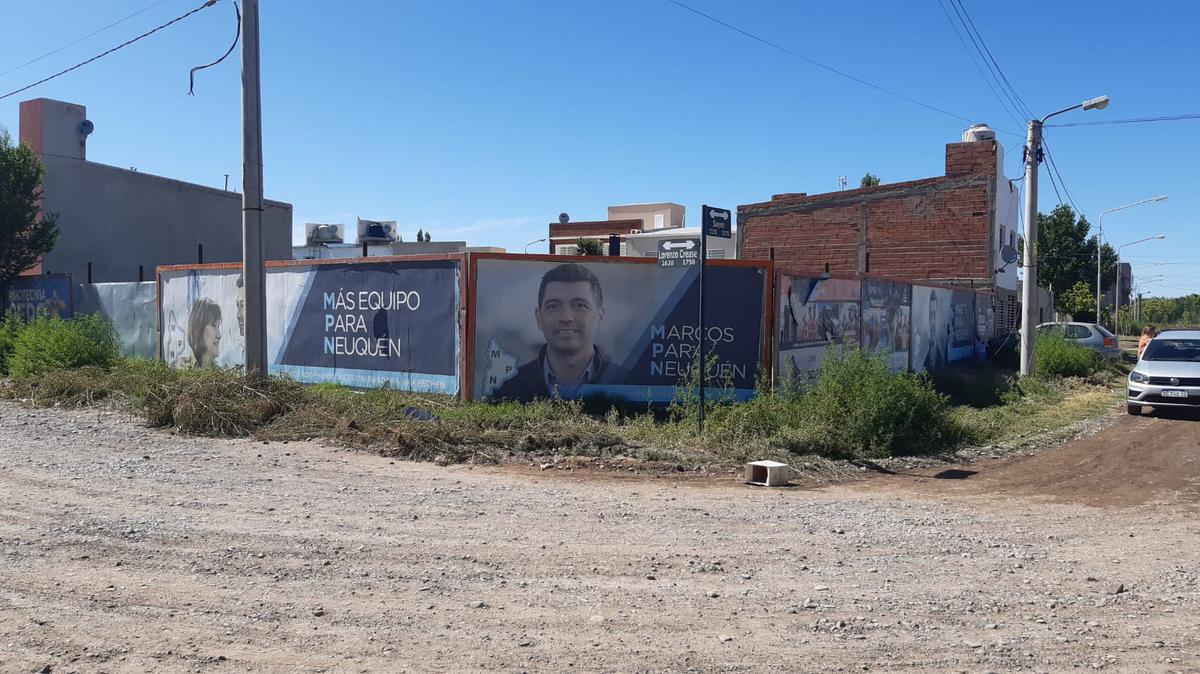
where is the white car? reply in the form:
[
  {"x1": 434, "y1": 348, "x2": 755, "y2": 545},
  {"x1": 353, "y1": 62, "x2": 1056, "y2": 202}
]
[{"x1": 1127, "y1": 329, "x2": 1200, "y2": 415}]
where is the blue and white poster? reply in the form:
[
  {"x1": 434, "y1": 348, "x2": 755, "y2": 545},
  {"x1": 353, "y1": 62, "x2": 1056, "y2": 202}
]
[
  {"x1": 4, "y1": 274, "x2": 72, "y2": 320},
  {"x1": 159, "y1": 260, "x2": 461, "y2": 394},
  {"x1": 471, "y1": 257, "x2": 767, "y2": 402}
]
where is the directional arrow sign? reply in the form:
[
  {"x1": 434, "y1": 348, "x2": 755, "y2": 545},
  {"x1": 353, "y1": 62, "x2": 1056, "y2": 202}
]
[
  {"x1": 662, "y1": 240, "x2": 697, "y2": 251},
  {"x1": 657, "y1": 238, "x2": 701, "y2": 268},
  {"x1": 703, "y1": 205, "x2": 732, "y2": 239}
]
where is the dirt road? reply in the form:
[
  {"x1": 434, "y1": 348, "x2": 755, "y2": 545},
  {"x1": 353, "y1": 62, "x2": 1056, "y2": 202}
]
[{"x1": 1, "y1": 402, "x2": 1198, "y2": 673}]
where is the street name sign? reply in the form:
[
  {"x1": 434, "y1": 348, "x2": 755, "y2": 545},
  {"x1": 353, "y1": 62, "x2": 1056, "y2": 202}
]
[
  {"x1": 702, "y1": 205, "x2": 732, "y2": 239},
  {"x1": 657, "y1": 238, "x2": 701, "y2": 268}
]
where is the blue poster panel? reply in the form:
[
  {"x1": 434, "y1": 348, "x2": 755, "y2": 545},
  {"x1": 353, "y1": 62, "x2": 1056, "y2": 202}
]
[
  {"x1": 862, "y1": 278, "x2": 911, "y2": 372},
  {"x1": 950, "y1": 289, "x2": 977, "y2": 364},
  {"x1": 471, "y1": 258, "x2": 766, "y2": 402},
  {"x1": 3, "y1": 274, "x2": 73, "y2": 320},
  {"x1": 776, "y1": 275, "x2": 861, "y2": 384},
  {"x1": 159, "y1": 259, "x2": 461, "y2": 394}
]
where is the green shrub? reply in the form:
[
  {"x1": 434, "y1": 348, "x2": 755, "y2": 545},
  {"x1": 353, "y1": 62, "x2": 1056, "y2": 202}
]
[
  {"x1": 1034, "y1": 333, "x2": 1099, "y2": 379},
  {"x1": 797, "y1": 350, "x2": 957, "y2": 459},
  {"x1": 8, "y1": 313, "x2": 118, "y2": 378},
  {"x1": 0, "y1": 312, "x2": 24, "y2": 375}
]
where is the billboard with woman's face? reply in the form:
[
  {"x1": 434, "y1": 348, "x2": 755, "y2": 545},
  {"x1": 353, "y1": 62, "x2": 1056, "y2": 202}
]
[
  {"x1": 470, "y1": 256, "x2": 768, "y2": 403},
  {"x1": 159, "y1": 258, "x2": 462, "y2": 394}
]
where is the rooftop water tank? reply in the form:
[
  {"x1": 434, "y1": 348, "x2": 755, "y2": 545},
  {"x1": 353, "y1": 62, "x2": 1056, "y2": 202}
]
[{"x1": 962, "y1": 124, "x2": 997, "y2": 142}]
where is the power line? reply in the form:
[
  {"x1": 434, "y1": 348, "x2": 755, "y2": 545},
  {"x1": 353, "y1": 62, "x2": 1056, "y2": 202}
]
[
  {"x1": 1047, "y1": 113, "x2": 1200, "y2": 128},
  {"x1": 1040, "y1": 138, "x2": 1082, "y2": 216},
  {"x1": 949, "y1": 0, "x2": 1032, "y2": 120},
  {"x1": 664, "y1": 0, "x2": 1017, "y2": 134},
  {"x1": 0, "y1": 0, "x2": 176, "y2": 80},
  {"x1": 945, "y1": 0, "x2": 1031, "y2": 122},
  {"x1": 0, "y1": 0, "x2": 218, "y2": 102},
  {"x1": 933, "y1": 0, "x2": 1022, "y2": 129}
]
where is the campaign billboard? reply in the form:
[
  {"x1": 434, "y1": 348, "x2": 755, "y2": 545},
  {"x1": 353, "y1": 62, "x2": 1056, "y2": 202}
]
[
  {"x1": 3, "y1": 274, "x2": 72, "y2": 320},
  {"x1": 76, "y1": 281, "x2": 157, "y2": 359},
  {"x1": 469, "y1": 255, "x2": 768, "y2": 402},
  {"x1": 159, "y1": 258, "x2": 462, "y2": 394},
  {"x1": 911, "y1": 285, "x2": 957, "y2": 372},
  {"x1": 776, "y1": 275, "x2": 861, "y2": 384},
  {"x1": 862, "y1": 278, "x2": 911, "y2": 372}
]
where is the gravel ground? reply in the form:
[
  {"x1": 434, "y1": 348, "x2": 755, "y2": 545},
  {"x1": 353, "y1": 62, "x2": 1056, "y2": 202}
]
[{"x1": 1, "y1": 401, "x2": 1198, "y2": 673}]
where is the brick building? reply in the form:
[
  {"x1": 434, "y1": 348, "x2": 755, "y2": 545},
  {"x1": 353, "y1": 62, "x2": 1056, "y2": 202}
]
[{"x1": 738, "y1": 129, "x2": 1024, "y2": 329}]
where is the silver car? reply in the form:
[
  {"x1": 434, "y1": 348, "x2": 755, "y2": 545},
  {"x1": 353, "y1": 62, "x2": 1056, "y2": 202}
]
[
  {"x1": 1127, "y1": 329, "x2": 1200, "y2": 415},
  {"x1": 1035, "y1": 322, "x2": 1121, "y2": 360}
]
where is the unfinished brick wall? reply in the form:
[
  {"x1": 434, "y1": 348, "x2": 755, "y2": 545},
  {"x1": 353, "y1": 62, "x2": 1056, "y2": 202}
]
[{"x1": 738, "y1": 141, "x2": 999, "y2": 287}]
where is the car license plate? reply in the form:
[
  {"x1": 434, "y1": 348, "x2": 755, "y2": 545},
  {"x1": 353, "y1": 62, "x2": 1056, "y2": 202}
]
[{"x1": 1162, "y1": 390, "x2": 1189, "y2": 399}]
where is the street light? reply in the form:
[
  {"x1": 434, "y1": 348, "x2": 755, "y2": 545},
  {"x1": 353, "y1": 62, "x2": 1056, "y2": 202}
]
[
  {"x1": 1115, "y1": 235, "x2": 1166, "y2": 334},
  {"x1": 1019, "y1": 94, "x2": 1111, "y2": 377},
  {"x1": 1096, "y1": 195, "x2": 1167, "y2": 322},
  {"x1": 523, "y1": 238, "x2": 547, "y2": 254}
]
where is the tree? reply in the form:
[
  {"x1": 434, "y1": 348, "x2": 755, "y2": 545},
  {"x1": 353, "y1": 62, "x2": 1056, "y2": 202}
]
[
  {"x1": 0, "y1": 129, "x2": 58, "y2": 287},
  {"x1": 860, "y1": 173, "x2": 880, "y2": 188},
  {"x1": 422, "y1": 230, "x2": 431, "y2": 242},
  {"x1": 575, "y1": 237, "x2": 604, "y2": 256},
  {"x1": 416, "y1": 228, "x2": 425, "y2": 242},
  {"x1": 1022, "y1": 204, "x2": 1116, "y2": 314},
  {"x1": 1059, "y1": 281, "x2": 1096, "y2": 321}
]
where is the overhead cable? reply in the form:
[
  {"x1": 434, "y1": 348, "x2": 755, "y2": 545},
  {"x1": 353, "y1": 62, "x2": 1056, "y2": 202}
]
[
  {"x1": 0, "y1": 0, "x2": 218, "y2": 102},
  {"x1": 0, "y1": 0, "x2": 175, "y2": 80},
  {"x1": 664, "y1": 0, "x2": 1016, "y2": 134}
]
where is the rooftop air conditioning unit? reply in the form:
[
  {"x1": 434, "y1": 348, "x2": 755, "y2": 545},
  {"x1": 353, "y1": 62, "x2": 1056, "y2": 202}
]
[
  {"x1": 305, "y1": 222, "x2": 344, "y2": 244},
  {"x1": 357, "y1": 217, "x2": 398, "y2": 243}
]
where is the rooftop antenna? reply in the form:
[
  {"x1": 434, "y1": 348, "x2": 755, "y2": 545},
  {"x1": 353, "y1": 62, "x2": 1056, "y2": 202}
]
[{"x1": 837, "y1": 176, "x2": 847, "y2": 191}]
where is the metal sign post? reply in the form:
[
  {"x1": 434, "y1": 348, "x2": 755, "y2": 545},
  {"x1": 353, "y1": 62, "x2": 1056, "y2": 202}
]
[{"x1": 699, "y1": 205, "x2": 731, "y2": 435}]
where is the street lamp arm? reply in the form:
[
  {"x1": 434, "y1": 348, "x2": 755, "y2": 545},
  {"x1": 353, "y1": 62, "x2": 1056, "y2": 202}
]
[{"x1": 1041, "y1": 103, "x2": 1082, "y2": 124}]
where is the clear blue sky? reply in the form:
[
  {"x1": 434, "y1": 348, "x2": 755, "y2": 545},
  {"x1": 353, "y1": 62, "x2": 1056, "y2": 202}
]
[{"x1": 2, "y1": 1, "x2": 1197, "y2": 296}]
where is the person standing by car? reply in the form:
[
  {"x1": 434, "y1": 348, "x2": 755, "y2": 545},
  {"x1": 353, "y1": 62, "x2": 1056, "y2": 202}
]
[{"x1": 1138, "y1": 325, "x2": 1156, "y2": 359}]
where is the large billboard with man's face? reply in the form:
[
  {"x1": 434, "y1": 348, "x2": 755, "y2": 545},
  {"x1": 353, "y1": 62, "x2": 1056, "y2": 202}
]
[
  {"x1": 159, "y1": 258, "x2": 462, "y2": 394},
  {"x1": 469, "y1": 256, "x2": 767, "y2": 402}
]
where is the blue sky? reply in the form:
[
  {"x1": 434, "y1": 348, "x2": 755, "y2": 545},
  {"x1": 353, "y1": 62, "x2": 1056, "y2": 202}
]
[{"x1": 2, "y1": 1, "x2": 1197, "y2": 296}]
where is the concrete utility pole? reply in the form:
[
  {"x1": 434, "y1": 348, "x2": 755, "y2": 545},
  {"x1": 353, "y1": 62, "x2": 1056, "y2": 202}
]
[
  {"x1": 242, "y1": 0, "x2": 267, "y2": 378},
  {"x1": 1018, "y1": 120, "x2": 1042, "y2": 377},
  {"x1": 1019, "y1": 95, "x2": 1110, "y2": 377}
]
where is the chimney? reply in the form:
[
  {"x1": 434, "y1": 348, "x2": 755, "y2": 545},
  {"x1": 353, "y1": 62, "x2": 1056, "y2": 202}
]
[{"x1": 19, "y1": 98, "x2": 89, "y2": 160}]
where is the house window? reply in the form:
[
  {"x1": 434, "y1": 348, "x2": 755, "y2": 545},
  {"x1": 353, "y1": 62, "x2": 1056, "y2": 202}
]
[
  {"x1": 555, "y1": 245, "x2": 579, "y2": 255},
  {"x1": 999, "y1": 226, "x2": 1007, "y2": 252},
  {"x1": 707, "y1": 249, "x2": 726, "y2": 259},
  {"x1": 1009, "y1": 230, "x2": 1016, "y2": 249},
  {"x1": 654, "y1": 213, "x2": 665, "y2": 229}
]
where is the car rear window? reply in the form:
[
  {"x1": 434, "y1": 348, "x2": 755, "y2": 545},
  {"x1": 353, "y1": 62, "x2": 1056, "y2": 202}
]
[
  {"x1": 1143, "y1": 338, "x2": 1200, "y2": 362},
  {"x1": 1095, "y1": 325, "x2": 1116, "y2": 339}
]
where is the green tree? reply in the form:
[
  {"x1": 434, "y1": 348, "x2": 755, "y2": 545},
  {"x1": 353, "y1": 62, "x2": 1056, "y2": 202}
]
[
  {"x1": 575, "y1": 237, "x2": 604, "y2": 256},
  {"x1": 860, "y1": 172, "x2": 881, "y2": 188},
  {"x1": 0, "y1": 129, "x2": 58, "y2": 287},
  {"x1": 416, "y1": 228, "x2": 425, "y2": 242},
  {"x1": 1021, "y1": 204, "x2": 1115, "y2": 313},
  {"x1": 422, "y1": 230, "x2": 432, "y2": 242},
  {"x1": 1059, "y1": 281, "x2": 1097, "y2": 321}
]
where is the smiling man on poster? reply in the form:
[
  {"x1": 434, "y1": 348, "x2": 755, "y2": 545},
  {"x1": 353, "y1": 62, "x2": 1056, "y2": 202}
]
[{"x1": 491, "y1": 263, "x2": 627, "y2": 401}]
